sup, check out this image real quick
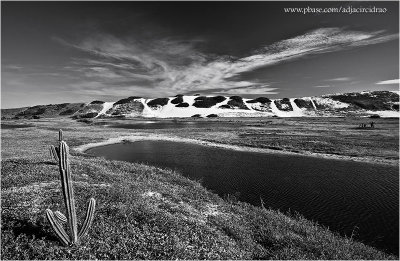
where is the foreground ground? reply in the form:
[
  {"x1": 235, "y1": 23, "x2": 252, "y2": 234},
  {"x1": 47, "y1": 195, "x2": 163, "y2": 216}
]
[{"x1": 1, "y1": 117, "x2": 398, "y2": 259}]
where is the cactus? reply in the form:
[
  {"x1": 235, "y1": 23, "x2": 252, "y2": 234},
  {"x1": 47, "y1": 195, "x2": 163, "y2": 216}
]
[
  {"x1": 49, "y1": 129, "x2": 63, "y2": 162},
  {"x1": 54, "y1": 210, "x2": 67, "y2": 223},
  {"x1": 49, "y1": 145, "x2": 59, "y2": 162},
  {"x1": 46, "y1": 130, "x2": 96, "y2": 246}
]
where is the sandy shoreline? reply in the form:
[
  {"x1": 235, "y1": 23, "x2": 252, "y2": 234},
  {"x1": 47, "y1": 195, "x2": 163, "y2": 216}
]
[{"x1": 75, "y1": 133, "x2": 398, "y2": 166}]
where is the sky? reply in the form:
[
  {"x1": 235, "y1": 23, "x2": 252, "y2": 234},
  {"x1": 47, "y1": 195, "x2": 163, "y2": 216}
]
[{"x1": 1, "y1": 1, "x2": 399, "y2": 108}]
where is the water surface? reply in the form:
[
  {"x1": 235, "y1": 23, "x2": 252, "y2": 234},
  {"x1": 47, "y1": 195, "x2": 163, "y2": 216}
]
[{"x1": 87, "y1": 140, "x2": 399, "y2": 255}]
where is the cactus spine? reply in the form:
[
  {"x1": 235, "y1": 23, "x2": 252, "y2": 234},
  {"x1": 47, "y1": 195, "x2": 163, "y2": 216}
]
[{"x1": 46, "y1": 130, "x2": 96, "y2": 246}]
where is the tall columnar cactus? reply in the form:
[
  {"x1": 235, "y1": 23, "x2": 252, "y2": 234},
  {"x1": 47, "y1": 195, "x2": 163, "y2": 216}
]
[
  {"x1": 49, "y1": 129, "x2": 63, "y2": 162},
  {"x1": 46, "y1": 130, "x2": 96, "y2": 246}
]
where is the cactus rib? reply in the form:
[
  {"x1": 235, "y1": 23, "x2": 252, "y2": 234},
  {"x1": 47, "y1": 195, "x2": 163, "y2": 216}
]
[
  {"x1": 78, "y1": 198, "x2": 96, "y2": 239},
  {"x1": 46, "y1": 209, "x2": 70, "y2": 246}
]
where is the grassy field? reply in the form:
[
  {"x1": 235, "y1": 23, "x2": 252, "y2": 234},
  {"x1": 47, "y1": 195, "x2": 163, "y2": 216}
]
[{"x1": 1, "y1": 117, "x2": 398, "y2": 259}]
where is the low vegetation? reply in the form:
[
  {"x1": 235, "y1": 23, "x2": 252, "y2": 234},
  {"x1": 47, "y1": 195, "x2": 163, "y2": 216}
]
[
  {"x1": 2, "y1": 103, "x2": 83, "y2": 119},
  {"x1": 90, "y1": 100, "x2": 105, "y2": 105},
  {"x1": 171, "y1": 95, "x2": 184, "y2": 104},
  {"x1": 193, "y1": 96, "x2": 226, "y2": 108},
  {"x1": 1, "y1": 118, "x2": 398, "y2": 260},
  {"x1": 227, "y1": 96, "x2": 249, "y2": 110},
  {"x1": 72, "y1": 112, "x2": 98, "y2": 119},
  {"x1": 114, "y1": 96, "x2": 142, "y2": 105},
  {"x1": 147, "y1": 98, "x2": 170, "y2": 108},
  {"x1": 106, "y1": 102, "x2": 144, "y2": 117},
  {"x1": 247, "y1": 97, "x2": 272, "y2": 104},
  {"x1": 175, "y1": 102, "x2": 189, "y2": 107},
  {"x1": 294, "y1": 99, "x2": 314, "y2": 109},
  {"x1": 328, "y1": 91, "x2": 399, "y2": 111},
  {"x1": 274, "y1": 99, "x2": 293, "y2": 111}
]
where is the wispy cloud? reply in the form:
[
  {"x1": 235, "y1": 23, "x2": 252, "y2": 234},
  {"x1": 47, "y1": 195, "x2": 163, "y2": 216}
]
[
  {"x1": 56, "y1": 27, "x2": 398, "y2": 97},
  {"x1": 376, "y1": 79, "x2": 399, "y2": 85},
  {"x1": 2, "y1": 65, "x2": 24, "y2": 71},
  {"x1": 326, "y1": 77, "x2": 351, "y2": 82},
  {"x1": 212, "y1": 86, "x2": 278, "y2": 95},
  {"x1": 314, "y1": 85, "x2": 331, "y2": 88}
]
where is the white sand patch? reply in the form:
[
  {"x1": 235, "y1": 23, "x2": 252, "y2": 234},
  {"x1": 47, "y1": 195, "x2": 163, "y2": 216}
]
[
  {"x1": 95, "y1": 102, "x2": 115, "y2": 118},
  {"x1": 309, "y1": 98, "x2": 317, "y2": 110},
  {"x1": 183, "y1": 96, "x2": 197, "y2": 106},
  {"x1": 269, "y1": 99, "x2": 310, "y2": 117},
  {"x1": 289, "y1": 99, "x2": 305, "y2": 117},
  {"x1": 269, "y1": 100, "x2": 283, "y2": 117}
]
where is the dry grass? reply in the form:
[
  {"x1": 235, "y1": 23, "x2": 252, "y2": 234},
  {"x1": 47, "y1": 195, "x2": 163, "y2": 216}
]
[{"x1": 1, "y1": 117, "x2": 398, "y2": 259}]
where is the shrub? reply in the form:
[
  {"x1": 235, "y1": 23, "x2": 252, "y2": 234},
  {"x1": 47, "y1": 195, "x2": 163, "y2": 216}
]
[
  {"x1": 219, "y1": 104, "x2": 231, "y2": 109},
  {"x1": 76, "y1": 112, "x2": 98, "y2": 119},
  {"x1": 369, "y1": 115, "x2": 381, "y2": 118},
  {"x1": 229, "y1": 96, "x2": 243, "y2": 102},
  {"x1": 207, "y1": 114, "x2": 218, "y2": 118},
  {"x1": 329, "y1": 92, "x2": 397, "y2": 111},
  {"x1": 59, "y1": 109, "x2": 76, "y2": 116},
  {"x1": 274, "y1": 99, "x2": 293, "y2": 111},
  {"x1": 34, "y1": 107, "x2": 46, "y2": 115},
  {"x1": 115, "y1": 97, "x2": 142, "y2": 105},
  {"x1": 193, "y1": 96, "x2": 226, "y2": 108},
  {"x1": 56, "y1": 103, "x2": 69, "y2": 109},
  {"x1": 392, "y1": 104, "x2": 399, "y2": 110},
  {"x1": 175, "y1": 102, "x2": 189, "y2": 107},
  {"x1": 294, "y1": 99, "x2": 313, "y2": 109},
  {"x1": 171, "y1": 96, "x2": 184, "y2": 104},
  {"x1": 191, "y1": 114, "x2": 202, "y2": 118},
  {"x1": 227, "y1": 97, "x2": 249, "y2": 110},
  {"x1": 246, "y1": 97, "x2": 271, "y2": 104},
  {"x1": 77, "y1": 119, "x2": 93, "y2": 123},
  {"x1": 147, "y1": 98, "x2": 169, "y2": 107},
  {"x1": 90, "y1": 100, "x2": 105, "y2": 105}
]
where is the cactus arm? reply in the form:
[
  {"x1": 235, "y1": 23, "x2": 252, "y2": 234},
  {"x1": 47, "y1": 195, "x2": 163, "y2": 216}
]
[
  {"x1": 59, "y1": 129, "x2": 63, "y2": 141},
  {"x1": 78, "y1": 198, "x2": 96, "y2": 239},
  {"x1": 46, "y1": 209, "x2": 70, "y2": 246},
  {"x1": 49, "y1": 145, "x2": 59, "y2": 162},
  {"x1": 54, "y1": 211, "x2": 67, "y2": 223},
  {"x1": 59, "y1": 141, "x2": 78, "y2": 244}
]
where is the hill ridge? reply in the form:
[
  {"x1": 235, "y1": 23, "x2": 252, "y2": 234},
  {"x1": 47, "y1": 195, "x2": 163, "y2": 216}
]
[{"x1": 2, "y1": 90, "x2": 399, "y2": 119}]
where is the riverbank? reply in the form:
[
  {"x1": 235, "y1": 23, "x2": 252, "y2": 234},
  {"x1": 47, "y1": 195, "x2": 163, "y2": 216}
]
[
  {"x1": 76, "y1": 132, "x2": 398, "y2": 166},
  {"x1": 1, "y1": 117, "x2": 398, "y2": 259}
]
